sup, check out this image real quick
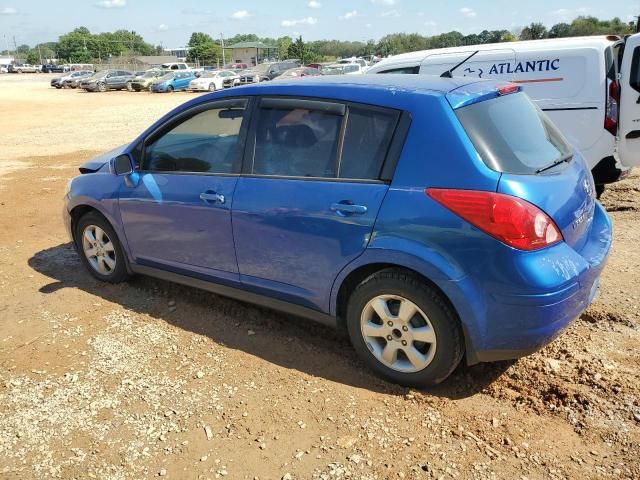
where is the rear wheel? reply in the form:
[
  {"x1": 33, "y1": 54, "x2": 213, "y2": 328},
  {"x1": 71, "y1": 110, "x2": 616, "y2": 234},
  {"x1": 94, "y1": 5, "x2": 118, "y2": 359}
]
[
  {"x1": 75, "y1": 212, "x2": 129, "y2": 283},
  {"x1": 97, "y1": 81, "x2": 106, "y2": 92},
  {"x1": 346, "y1": 269, "x2": 464, "y2": 387}
]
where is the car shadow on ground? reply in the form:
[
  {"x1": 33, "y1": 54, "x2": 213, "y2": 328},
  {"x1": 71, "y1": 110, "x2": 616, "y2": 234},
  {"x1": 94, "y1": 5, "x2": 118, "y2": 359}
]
[{"x1": 28, "y1": 243, "x2": 514, "y2": 399}]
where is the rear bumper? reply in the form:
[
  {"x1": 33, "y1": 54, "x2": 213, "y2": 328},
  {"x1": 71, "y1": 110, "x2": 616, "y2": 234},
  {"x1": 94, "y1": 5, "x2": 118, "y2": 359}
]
[{"x1": 455, "y1": 203, "x2": 612, "y2": 364}]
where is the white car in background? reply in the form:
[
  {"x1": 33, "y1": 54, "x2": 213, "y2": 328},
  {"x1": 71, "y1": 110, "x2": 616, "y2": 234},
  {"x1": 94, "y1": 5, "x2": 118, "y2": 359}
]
[
  {"x1": 0, "y1": 66, "x2": 8, "y2": 74},
  {"x1": 188, "y1": 70, "x2": 240, "y2": 92},
  {"x1": 323, "y1": 63, "x2": 365, "y2": 75}
]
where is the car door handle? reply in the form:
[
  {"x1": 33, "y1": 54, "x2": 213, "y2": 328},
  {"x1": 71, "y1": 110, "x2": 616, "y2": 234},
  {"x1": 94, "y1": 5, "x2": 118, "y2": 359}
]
[
  {"x1": 330, "y1": 202, "x2": 367, "y2": 215},
  {"x1": 200, "y1": 192, "x2": 225, "y2": 204}
]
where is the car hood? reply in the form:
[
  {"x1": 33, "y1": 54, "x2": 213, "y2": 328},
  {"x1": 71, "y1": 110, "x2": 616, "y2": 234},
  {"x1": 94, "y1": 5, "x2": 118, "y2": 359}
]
[{"x1": 78, "y1": 144, "x2": 128, "y2": 174}]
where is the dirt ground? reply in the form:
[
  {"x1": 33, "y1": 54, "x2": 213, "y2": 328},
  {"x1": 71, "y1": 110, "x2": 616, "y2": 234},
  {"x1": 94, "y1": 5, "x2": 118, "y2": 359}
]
[{"x1": 0, "y1": 74, "x2": 638, "y2": 480}]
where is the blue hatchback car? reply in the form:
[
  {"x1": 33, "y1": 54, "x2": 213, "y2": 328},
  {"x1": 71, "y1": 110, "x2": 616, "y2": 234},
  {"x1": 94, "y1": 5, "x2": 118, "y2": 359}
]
[
  {"x1": 63, "y1": 75, "x2": 611, "y2": 386},
  {"x1": 150, "y1": 71, "x2": 196, "y2": 93}
]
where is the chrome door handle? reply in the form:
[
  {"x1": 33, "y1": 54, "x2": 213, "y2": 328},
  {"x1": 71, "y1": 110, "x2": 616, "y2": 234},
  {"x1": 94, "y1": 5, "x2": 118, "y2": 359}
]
[
  {"x1": 200, "y1": 192, "x2": 225, "y2": 204},
  {"x1": 330, "y1": 202, "x2": 367, "y2": 215}
]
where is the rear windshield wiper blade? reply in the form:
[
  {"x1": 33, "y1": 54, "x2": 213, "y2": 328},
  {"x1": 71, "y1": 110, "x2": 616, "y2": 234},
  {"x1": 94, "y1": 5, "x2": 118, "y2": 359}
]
[{"x1": 535, "y1": 153, "x2": 573, "y2": 174}]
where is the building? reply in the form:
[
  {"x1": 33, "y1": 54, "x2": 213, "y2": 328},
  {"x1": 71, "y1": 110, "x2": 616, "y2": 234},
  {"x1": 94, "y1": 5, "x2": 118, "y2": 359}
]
[
  {"x1": 163, "y1": 47, "x2": 190, "y2": 62},
  {"x1": 223, "y1": 41, "x2": 279, "y2": 66},
  {"x1": 0, "y1": 55, "x2": 14, "y2": 67}
]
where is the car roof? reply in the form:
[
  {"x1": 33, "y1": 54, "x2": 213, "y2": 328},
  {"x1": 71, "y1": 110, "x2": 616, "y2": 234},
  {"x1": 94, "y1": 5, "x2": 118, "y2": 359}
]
[{"x1": 233, "y1": 74, "x2": 487, "y2": 97}]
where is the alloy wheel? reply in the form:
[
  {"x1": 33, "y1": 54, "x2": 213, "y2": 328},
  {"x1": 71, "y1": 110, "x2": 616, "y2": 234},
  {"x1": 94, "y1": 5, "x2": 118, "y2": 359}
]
[
  {"x1": 81, "y1": 225, "x2": 117, "y2": 276},
  {"x1": 360, "y1": 294, "x2": 437, "y2": 373}
]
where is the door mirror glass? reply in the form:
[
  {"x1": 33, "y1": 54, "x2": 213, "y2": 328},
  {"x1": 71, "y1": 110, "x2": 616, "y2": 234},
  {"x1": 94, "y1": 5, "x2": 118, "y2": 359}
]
[{"x1": 112, "y1": 154, "x2": 133, "y2": 175}]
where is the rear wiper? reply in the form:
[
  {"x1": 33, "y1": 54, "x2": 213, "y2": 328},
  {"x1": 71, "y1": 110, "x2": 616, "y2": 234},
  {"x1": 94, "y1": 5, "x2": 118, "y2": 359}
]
[
  {"x1": 535, "y1": 153, "x2": 573, "y2": 174},
  {"x1": 440, "y1": 50, "x2": 479, "y2": 78}
]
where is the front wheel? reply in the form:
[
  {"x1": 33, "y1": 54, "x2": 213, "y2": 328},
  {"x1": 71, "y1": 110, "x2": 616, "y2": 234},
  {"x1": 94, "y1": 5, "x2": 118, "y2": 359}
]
[
  {"x1": 208, "y1": 82, "x2": 216, "y2": 92},
  {"x1": 97, "y1": 81, "x2": 107, "y2": 92},
  {"x1": 346, "y1": 269, "x2": 464, "y2": 387},
  {"x1": 167, "y1": 85, "x2": 174, "y2": 93},
  {"x1": 75, "y1": 212, "x2": 129, "y2": 283}
]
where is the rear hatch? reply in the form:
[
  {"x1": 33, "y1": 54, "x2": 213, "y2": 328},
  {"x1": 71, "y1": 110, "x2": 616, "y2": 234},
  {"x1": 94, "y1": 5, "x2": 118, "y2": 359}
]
[{"x1": 451, "y1": 86, "x2": 596, "y2": 251}]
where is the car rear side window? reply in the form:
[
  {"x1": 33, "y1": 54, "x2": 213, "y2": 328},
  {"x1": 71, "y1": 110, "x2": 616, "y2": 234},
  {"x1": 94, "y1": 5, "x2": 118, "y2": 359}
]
[
  {"x1": 455, "y1": 92, "x2": 572, "y2": 175},
  {"x1": 339, "y1": 107, "x2": 399, "y2": 180},
  {"x1": 252, "y1": 106, "x2": 342, "y2": 178},
  {"x1": 144, "y1": 106, "x2": 245, "y2": 174}
]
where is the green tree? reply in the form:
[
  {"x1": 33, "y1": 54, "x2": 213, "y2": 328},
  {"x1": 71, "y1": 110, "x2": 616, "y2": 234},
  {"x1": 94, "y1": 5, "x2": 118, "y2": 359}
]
[
  {"x1": 548, "y1": 22, "x2": 571, "y2": 38},
  {"x1": 26, "y1": 50, "x2": 40, "y2": 64},
  {"x1": 287, "y1": 36, "x2": 317, "y2": 63},
  {"x1": 520, "y1": 22, "x2": 548, "y2": 40},
  {"x1": 187, "y1": 32, "x2": 221, "y2": 66},
  {"x1": 277, "y1": 36, "x2": 293, "y2": 61}
]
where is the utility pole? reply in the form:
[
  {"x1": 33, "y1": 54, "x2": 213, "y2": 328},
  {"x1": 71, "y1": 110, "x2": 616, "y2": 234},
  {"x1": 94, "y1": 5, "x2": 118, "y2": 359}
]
[
  {"x1": 636, "y1": 16, "x2": 640, "y2": 34},
  {"x1": 37, "y1": 44, "x2": 42, "y2": 64},
  {"x1": 220, "y1": 33, "x2": 226, "y2": 65}
]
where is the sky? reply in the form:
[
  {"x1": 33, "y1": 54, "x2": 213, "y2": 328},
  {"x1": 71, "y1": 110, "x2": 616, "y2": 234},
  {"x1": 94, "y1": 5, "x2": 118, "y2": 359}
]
[{"x1": 1, "y1": 0, "x2": 639, "y2": 48}]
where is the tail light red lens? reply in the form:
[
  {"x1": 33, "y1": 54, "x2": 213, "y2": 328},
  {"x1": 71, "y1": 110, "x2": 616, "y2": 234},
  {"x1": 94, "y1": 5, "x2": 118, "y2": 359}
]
[
  {"x1": 426, "y1": 188, "x2": 563, "y2": 251},
  {"x1": 604, "y1": 78, "x2": 619, "y2": 136}
]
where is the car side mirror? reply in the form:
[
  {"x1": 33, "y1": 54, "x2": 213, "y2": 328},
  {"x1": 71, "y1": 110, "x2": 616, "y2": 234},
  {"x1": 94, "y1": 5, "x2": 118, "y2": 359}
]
[{"x1": 111, "y1": 154, "x2": 134, "y2": 176}]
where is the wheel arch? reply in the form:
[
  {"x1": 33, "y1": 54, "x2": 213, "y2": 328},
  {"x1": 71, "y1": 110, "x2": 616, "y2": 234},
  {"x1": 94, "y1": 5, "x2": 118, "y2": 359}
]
[
  {"x1": 69, "y1": 202, "x2": 134, "y2": 274},
  {"x1": 331, "y1": 249, "x2": 483, "y2": 364}
]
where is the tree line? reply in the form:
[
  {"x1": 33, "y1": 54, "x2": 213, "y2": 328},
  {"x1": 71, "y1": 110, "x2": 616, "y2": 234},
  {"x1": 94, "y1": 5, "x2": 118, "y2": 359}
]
[{"x1": 3, "y1": 15, "x2": 636, "y2": 66}]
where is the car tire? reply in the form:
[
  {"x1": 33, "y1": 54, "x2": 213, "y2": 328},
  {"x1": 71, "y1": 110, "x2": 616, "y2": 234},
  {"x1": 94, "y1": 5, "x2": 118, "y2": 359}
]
[
  {"x1": 17, "y1": 70, "x2": 22, "y2": 74},
  {"x1": 126, "y1": 82, "x2": 133, "y2": 91},
  {"x1": 75, "y1": 211, "x2": 129, "y2": 284},
  {"x1": 167, "y1": 85, "x2": 174, "y2": 93},
  {"x1": 345, "y1": 269, "x2": 464, "y2": 387},
  {"x1": 208, "y1": 83, "x2": 216, "y2": 92},
  {"x1": 97, "y1": 81, "x2": 106, "y2": 92}
]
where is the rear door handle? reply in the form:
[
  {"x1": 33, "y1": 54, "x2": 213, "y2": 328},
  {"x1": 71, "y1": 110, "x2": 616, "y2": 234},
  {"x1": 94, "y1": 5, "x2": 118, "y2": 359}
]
[
  {"x1": 200, "y1": 192, "x2": 225, "y2": 204},
  {"x1": 330, "y1": 202, "x2": 367, "y2": 215}
]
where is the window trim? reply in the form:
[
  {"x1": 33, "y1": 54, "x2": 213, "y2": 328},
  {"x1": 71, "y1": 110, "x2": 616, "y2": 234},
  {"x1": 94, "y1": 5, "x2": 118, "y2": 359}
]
[
  {"x1": 139, "y1": 97, "x2": 250, "y2": 175},
  {"x1": 241, "y1": 95, "x2": 409, "y2": 183}
]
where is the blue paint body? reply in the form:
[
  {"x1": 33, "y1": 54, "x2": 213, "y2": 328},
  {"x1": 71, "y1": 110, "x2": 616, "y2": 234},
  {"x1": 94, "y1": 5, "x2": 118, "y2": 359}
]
[
  {"x1": 150, "y1": 72, "x2": 197, "y2": 92},
  {"x1": 64, "y1": 75, "x2": 612, "y2": 364}
]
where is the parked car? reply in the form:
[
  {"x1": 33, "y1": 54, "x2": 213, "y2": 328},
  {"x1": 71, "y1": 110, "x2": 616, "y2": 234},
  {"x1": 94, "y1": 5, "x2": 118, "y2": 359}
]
[
  {"x1": 224, "y1": 63, "x2": 249, "y2": 70},
  {"x1": 150, "y1": 71, "x2": 197, "y2": 92},
  {"x1": 336, "y1": 57, "x2": 369, "y2": 71},
  {"x1": 368, "y1": 33, "x2": 640, "y2": 196},
  {"x1": 9, "y1": 64, "x2": 39, "y2": 73},
  {"x1": 1, "y1": 66, "x2": 9, "y2": 74},
  {"x1": 238, "y1": 61, "x2": 300, "y2": 84},
  {"x1": 161, "y1": 62, "x2": 190, "y2": 71},
  {"x1": 62, "y1": 71, "x2": 94, "y2": 89},
  {"x1": 42, "y1": 64, "x2": 68, "y2": 73},
  {"x1": 322, "y1": 63, "x2": 365, "y2": 75},
  {"x1": 80, "y1": 70, "x2": 135, "y2": 92},
  {"x1": 188, "y1": 70, "x2": 239, "y2": 92},
  {"x1": 63, "y1": 75, "x2": 611, "y2": 387},
  {"x1": 274, "y1": 67, "x2": 323, "y2": 80},
  {"x1": 128, "y1": 70, "x2": 168, "y2": 91}
]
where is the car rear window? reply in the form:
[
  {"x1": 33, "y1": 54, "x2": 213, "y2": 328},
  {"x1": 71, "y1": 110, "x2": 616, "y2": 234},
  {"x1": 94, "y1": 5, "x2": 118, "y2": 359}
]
[{"x1": 455, "y1": 92, "x2": 572, "y2": 175}]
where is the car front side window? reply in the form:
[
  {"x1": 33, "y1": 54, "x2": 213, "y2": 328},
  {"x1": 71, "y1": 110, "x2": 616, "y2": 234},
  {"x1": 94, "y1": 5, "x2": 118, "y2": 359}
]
[{"x1": 144, "y1": 104, "x2": 246, "y2": 174}]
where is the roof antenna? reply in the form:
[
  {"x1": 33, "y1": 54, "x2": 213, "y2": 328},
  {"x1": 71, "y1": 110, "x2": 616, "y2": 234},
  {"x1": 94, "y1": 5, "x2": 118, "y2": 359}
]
[{"x1": 440, "y1": 50, "x2": 479, "y2": 78}]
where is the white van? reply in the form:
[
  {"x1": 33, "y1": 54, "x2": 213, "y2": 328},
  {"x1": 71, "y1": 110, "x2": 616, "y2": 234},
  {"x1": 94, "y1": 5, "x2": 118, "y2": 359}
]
[{"x1": 368, "y1": 34, "x2": 640, "y2": 195}]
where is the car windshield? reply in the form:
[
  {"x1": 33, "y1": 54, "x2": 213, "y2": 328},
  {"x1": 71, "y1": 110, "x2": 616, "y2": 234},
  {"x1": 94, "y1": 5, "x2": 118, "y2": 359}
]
[
  {"x1": 200, "y1": 72, "x2": 218, "y2": 78},
  {"x1": 159, "y1": 73, "x2": 175, "y2": 81},
  {"x1": 323, "y1": 65, "x2": 345, "y2": 75},
  {"x1": 142, "y1": 71, "x2": 159, "y2": 78},
  {"x1": 456, "y1": 92, "x2": 573, "y2": 175},
  {"x1": 88, "y1": 71, "x2": 109, "y2": 79}
]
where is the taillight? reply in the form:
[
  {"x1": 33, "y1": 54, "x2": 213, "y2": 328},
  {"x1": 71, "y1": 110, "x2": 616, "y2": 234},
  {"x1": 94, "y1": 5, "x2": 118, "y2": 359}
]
[
  {"x1": 604, "y1": 78, "x2": 619, "y2": 136},
  {"x1": 426, "y1": 188, "x2": 563, "y2": 251}
]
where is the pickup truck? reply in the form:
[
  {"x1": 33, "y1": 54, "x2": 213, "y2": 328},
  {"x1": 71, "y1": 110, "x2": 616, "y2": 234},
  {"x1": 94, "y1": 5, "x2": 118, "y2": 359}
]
[{"x1": 9, "y1": 64, "x2": 39, "y2": 73}]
